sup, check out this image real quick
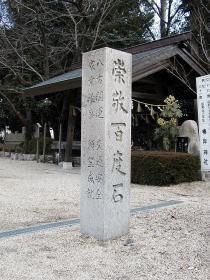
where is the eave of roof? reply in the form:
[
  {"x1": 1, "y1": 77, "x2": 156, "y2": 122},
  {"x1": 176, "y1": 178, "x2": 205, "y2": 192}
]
[
  {"x1": 124, "y1": 31, "x2": 191, "y2": 54},
  {"x1": 24, "y1": 46, "x2": 172, "y2": 96},
  {"x1": 25, "y1": 68, "x2": 82, "y2": 95},
  {"x1": 24, "y1": 32, "x2": 208, "y2": 97}
]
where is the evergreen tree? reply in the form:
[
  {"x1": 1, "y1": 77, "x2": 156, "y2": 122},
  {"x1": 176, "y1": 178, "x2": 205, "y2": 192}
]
[{"x1": 0, "y1": 0, "x2": 154, "y2": 142}]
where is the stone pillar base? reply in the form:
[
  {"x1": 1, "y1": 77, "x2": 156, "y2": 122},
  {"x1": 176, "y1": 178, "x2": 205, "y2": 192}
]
[
  {"x1": 63, "y1": 162, "x2": 73, "y2": 170},
  {"x1": 201, "y1": 171, "x2": 210, "y2": 181}
]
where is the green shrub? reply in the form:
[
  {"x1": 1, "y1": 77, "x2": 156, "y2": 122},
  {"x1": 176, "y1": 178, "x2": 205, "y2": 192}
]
[
  {"x1": 131, "y1": 151, "x2": 201, "y2": 186},
  {"x1": 27, "y1": 137, "x2": 53, "y2": 154}
]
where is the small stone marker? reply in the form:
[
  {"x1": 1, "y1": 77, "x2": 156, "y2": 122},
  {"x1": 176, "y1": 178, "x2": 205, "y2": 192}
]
[
  {"x1": 81, "y1": 47, "x2": 132, "y2": 240},
  {"x1": 178, "y1": 120, "x2": 200, "y2": 154},
  {"x1": 196, "y1": 74, "x2": 210, "y2": 171}
]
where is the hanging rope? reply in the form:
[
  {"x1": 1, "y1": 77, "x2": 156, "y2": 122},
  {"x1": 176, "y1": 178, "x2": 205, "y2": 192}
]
[
  {"x1": 131, "y1": 98, "x2": 166, "y2": 124},
  {"x1": 132, "y1": 98, "x2": 166, "y2": 107}
]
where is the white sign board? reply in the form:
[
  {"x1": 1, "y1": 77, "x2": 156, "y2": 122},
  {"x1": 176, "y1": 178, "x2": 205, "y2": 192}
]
[{"x1": 196, "y1": 74, "x2": 210, "y2": 171}]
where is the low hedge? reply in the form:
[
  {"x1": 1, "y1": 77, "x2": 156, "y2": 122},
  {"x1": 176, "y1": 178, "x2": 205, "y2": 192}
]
[{"x1": 131, "y1": 151, "x2": 201, "y2": 186}]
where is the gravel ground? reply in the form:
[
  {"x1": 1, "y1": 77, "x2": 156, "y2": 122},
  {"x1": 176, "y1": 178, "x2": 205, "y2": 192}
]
[{"x1": 0, "y1": 157, "x2": 209, "y2": 280}]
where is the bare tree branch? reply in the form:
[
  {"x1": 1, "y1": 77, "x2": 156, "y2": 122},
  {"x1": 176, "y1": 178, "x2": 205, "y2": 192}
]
[{"x1": 0, "y1": 89, "x2": 26, "y2": 121}]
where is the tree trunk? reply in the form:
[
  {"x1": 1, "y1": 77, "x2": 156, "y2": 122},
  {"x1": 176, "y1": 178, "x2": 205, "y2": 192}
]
[{"x1": 160, "y1": 0, "x2": 167, "y2": 38}]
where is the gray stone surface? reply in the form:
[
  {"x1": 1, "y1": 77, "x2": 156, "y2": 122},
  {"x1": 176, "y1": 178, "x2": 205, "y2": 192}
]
[
  {"x1": 81, "y1": 47, "x2": 132, "y2": 240},
  {"x1": 11, "y1": 153, "x2": 18, "y2": 160},
  {"x1": 201, "y1": 171, "x2": 210, "y2": 181},
  {"x1": 179, "y1": 120, "x2": 200, "y2": 154},
  {"x1": 9, "y1": 153, "x2": 37, "y2": 161},
  {"x1": 23, "y1": 154, "x2": 36, "y2": 161},
  {"x1": 18, "y1": 154, "x2": 24, "y2": 161}
]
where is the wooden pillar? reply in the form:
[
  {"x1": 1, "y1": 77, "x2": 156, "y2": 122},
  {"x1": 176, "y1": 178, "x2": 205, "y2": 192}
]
[
  {"x1": 194, "y1": 99, "x2": 198, "y2": 123},
  {"x1": 42, "y1": 122, "x2": 47, "y2": 162},
  {"x1": 58, "y1": 123, "x2": 62, "y2": 163},
  {"x1": 64, "y1": 104, "x2": 75, "y2": 163},
  {"x1": 36, "y1": 125, "x2": 40, "y2": 163}
]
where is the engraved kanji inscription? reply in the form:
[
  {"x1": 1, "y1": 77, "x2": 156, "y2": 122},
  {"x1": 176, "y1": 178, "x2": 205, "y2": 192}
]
[
  {"x1": 112, "y1": 90, "x2": 128, "y2": 113},
  {"x1": 112, "y1": 150, "x2": 126, "y2": 175},
  {"x1": 87, "y1": 91, "x2": 103, "y2": 104},
  {"x1": 112, "y1": 59, "x2": 126, "y2": 83},
  {"x1": 204, "y1": 149, "x2": 208, "y2": 155},
  {"x1": 111, "y1": 123, "x2": 126, "y2": 141},
  {"x1": 204, "y1": 159, "x2": 208, "y2": 165},
  {"x1": 87, "y1": 155, "x2": 104, "y2": 168},
  {"x1": 88, "y1": 74, "x2": 103, "y2": 86},
  {"x1": 87, "y1": 188, "x2": 103, "y2": 200},
  {"x1": 88, "y1": 171, "x2": 95, "y2": 184},
  {"x1": 88, "y1": 59, "x2": 104, "y2": 71},
  {"x1": 113, "y1": 183, "x2": 123, "y2": 202},
  {"x1": 88, "y1": 139, "x2": 103, "y2": 151},
  {"x1": 87, "y1": 156, "x2": 94, "y2": 168},
  {"x1": 203, "y1": 138, "x2": 207, "y2": 144},
  {"x1": 89, "y1": 106, "x2": 104, "y2": 119},
  {"x1": 95, "y1": 173, "x2": 103, "y2": 184}
]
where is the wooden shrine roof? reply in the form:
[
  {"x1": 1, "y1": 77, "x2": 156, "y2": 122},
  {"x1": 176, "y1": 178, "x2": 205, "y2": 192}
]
[{"x1": 24, "y1": 32, "x2": 208, "y2": 97}]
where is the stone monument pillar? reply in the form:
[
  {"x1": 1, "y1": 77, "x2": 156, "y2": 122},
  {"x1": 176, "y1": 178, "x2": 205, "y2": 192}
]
[{"x1": 81, "y1": 47, "x2": 132, "y2": 240}]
